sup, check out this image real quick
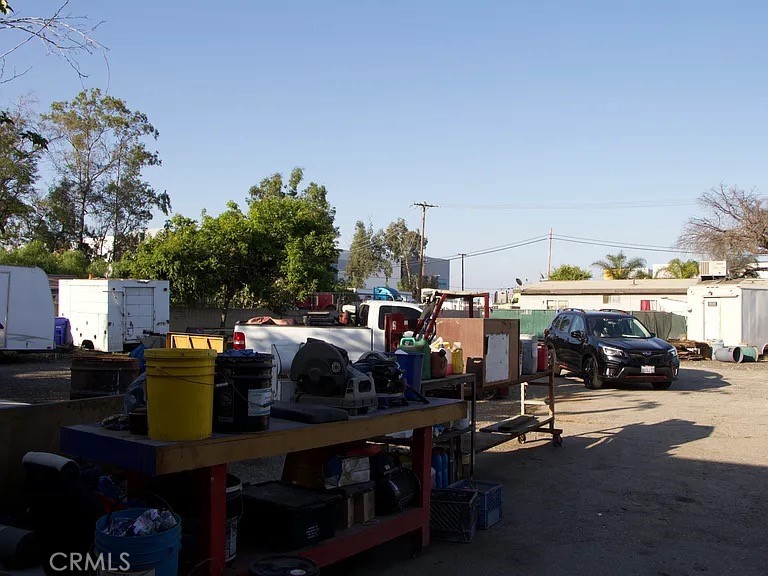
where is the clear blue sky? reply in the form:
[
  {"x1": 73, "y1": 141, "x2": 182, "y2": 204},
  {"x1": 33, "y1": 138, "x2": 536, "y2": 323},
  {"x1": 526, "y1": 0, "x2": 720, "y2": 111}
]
[{"x1": 3, "y1": 1, "x2": 766, "y2": 290}]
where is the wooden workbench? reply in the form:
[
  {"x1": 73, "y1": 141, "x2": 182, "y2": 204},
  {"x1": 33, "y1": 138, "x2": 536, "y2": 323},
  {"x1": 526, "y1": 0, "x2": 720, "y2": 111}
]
[{"x1": 60, "y1": 398, "x2": 465, "y2": 573}]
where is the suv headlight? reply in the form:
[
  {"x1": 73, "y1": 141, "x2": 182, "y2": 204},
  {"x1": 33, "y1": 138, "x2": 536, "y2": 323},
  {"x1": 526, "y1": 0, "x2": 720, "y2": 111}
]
[
  {"x1": 600, "y1": 345, "x2": 627, "y2": 358},
  {"x1": 668, "y1": 348, "x2": 678, "y2": 357}
]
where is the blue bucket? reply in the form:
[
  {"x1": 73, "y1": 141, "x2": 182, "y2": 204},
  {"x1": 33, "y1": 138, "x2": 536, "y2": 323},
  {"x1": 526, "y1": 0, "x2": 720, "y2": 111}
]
[
  {"x1": 94, "y1": 508, "x2": 182, "y2": 576},
  {"x1": 389, "y1": 353, "x2": 424, "y2": 400}
]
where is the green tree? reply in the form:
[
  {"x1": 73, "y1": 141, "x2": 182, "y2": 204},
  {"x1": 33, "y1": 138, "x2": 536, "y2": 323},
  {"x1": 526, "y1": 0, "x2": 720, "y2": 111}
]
[
  {"x1": 119, "y1": 169, "x2": 340, "y2": 322},
  {"x1": 382, "y1": 218, "x2": 424, "y2": 295},
  {"x1": 42, "y1": 89, "x2": 169, "y2": 258},
  {"x1": 0, "y1": 106, "x2": 46, "y2": 245},
  {"x1": 592, "y1": 252, "x2": 647, "y2": 279},
  {"x1": 247, "y1": 168, "x2": 339, "y2": 309},
  {"x1": 657, "y1": 259, "x2": 699, "y2": 279},
  {"x1": 345, "y1": 221, "x2": 390, "y2": 289},
  {"x1": 549, "y1": 264, "x2": 592, "y2": 281},
  {"x1": 0, "y1": 240, "x2": 90, "y2": 276},
  {"x1": 116, "y1": 215, "x2": 209, "y2": 306}
]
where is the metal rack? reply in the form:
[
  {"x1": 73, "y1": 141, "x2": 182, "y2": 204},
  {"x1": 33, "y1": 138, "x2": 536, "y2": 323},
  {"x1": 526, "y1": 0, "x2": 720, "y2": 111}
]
[
  {"x1": 479, "y1": 369, "x2": 563, "y2": 448},
  {"x1": 372, "y1": 372, "x2": 477, "y2": 483}
]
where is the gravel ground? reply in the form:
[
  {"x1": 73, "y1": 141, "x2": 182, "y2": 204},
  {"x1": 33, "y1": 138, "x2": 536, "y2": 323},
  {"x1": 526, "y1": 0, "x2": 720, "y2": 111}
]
[
  {"x1": 336, "y1": 361, "x2": 768, "y2": 576},
  {"x1": 0, "y1": 352, "x2": 72, "y2": 403}
]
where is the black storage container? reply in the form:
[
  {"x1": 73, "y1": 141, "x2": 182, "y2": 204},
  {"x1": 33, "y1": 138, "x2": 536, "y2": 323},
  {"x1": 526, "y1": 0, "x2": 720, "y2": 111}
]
[
  {"x1": 241, "y1": 482, "x2": 342, "y2": 550},
  {"x1": 214, "y1": 353, "x2": 273, "y2": 433}
]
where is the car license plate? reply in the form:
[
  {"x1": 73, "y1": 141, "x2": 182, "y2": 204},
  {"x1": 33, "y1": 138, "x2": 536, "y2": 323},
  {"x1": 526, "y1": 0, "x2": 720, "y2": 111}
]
[{"x1": 641, "y1": 365, "x2": 655, "y2": 374}]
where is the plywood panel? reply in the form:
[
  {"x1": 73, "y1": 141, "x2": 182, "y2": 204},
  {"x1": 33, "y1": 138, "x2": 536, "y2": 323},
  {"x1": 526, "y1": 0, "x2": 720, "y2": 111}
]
[{"x1": 436, "y1": 318, "x2": 520, "y2": 387}]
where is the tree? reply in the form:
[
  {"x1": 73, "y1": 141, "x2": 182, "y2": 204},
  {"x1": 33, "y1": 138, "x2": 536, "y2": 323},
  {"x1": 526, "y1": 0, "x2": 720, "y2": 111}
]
[
  {"x1": 382, "y1": 218, "x2": 424, "y2": 296},
  {"x1": 0, "y1": 240, "x2": 90, "y2": 275},
  {"x1": 592, "y1": 252, "x2": 647, "y2": 279},
  {"x1": 0, "y1": 1, "x2": 104, "y2": 83},
  {"x1": 0, "y1": 103, "x2": 45, "y2": 245},
  {"x1": 656, "y1": 259, "x2": 699, "y2": 279},
  {"x1": 42, "y1": 89, "x2": 169, "y2": 258},
  {"x1": 120, "y1": 169, "x2": 340, "y2": 322},
  {"x1": 345, "y1": 221, "x2": 390, "y2": 289},
  {"x1": 679, "y1": 184, "x2": 766, "y2": 275},
  {"x1": 549, "y1": 264, "x2": 592, "y2": 281},
  {"x1": 247, "y1": 168, "x2": 339, "y2": 310}
]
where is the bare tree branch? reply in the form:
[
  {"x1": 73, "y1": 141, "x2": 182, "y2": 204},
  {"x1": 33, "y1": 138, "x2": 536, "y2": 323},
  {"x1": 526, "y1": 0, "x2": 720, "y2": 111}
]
[
  {"x1": 678, "y1": 183, "x2": 768, "y2": 275},
  {"x1": 0, "y1": 1, "x2": 106, "y2": 81}
]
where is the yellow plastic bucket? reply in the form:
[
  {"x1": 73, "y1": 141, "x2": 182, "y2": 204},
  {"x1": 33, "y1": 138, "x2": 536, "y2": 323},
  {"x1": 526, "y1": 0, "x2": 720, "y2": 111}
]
[{"x1": 144, "y1": 349, "x2": 217, "y2": 441}]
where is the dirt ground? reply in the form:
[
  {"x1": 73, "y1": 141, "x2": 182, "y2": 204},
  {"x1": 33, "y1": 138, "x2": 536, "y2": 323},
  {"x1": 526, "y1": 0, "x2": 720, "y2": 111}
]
[
  {"x1": 0, "y1": 352, "x2": 71, "y2": 403},
  {"x1": 337, "y1": 362, "x2": 768, "y2": 576},
  {"x1": 2, "y1": 357, "x2": 767, "y2": 574}
]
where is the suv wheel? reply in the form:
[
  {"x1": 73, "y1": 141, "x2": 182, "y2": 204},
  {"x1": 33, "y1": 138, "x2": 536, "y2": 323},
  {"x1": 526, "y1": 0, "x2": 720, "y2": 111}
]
[
  {"x1": 583, "y1": 355, "x2": 603, "y2": 390},
  {"x1": 548, "y1": 347, "x2": 562, "y2": 377},
  {"x1": 652, "y1": 381, "x2": 672, "y2": 390}
]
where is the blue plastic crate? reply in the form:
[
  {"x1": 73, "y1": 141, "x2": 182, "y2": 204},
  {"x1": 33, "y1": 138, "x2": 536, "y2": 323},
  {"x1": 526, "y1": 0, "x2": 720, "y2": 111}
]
[{"x1": 449, "y1": 479, "x2": 503, "y2": 529}]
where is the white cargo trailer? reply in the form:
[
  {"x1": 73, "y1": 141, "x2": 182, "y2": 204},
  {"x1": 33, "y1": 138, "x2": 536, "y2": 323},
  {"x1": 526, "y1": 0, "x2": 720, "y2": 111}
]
[
  {"x1": 0, "y1": 265, "x2": 55, "y2": 351},
  {"x1": 687, "y1": 280, "x2": 768, "y2": 351},
  {"x1": 58, "y1": 279, "x2": 170, "y2": 352}
]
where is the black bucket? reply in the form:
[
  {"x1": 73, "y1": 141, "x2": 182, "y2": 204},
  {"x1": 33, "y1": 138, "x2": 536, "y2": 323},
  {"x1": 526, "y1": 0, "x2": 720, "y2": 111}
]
[
  {"x1": 250, "y1": 556, "x2": 319, "y2": 576},
  {"x1": 214, "y1": 354, "x2": 273, "y2": 433},
  {"x1": 225, "y1": 474, "x2": 243, "y2": 566}
]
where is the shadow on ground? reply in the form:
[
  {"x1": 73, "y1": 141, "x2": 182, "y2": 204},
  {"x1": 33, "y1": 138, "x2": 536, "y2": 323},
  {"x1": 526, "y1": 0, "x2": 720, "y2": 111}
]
[{"x1": 330, "y1": 417, "x2": 767, "y2": 576}]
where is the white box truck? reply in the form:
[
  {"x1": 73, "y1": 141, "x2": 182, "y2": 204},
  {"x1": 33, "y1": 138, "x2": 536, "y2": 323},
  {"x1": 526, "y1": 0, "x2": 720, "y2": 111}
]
[
  {"x1": 58, "y1": 279, "x2": 170, "y2": 352},
  {"x1": 0, "y1": 265, "x2": 55, "y2": 351}
]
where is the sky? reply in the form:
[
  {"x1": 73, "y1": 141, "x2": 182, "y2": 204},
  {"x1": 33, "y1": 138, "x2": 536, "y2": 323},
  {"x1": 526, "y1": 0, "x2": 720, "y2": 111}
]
[{"x1": 2, "y1": 1, "x2": 767, "y2": 291}]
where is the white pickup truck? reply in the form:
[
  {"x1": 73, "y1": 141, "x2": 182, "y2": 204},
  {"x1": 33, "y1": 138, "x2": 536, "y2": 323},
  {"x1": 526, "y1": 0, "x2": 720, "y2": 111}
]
[{"x1": 232, "y1": 300, "x2": 423, "y2": 363}]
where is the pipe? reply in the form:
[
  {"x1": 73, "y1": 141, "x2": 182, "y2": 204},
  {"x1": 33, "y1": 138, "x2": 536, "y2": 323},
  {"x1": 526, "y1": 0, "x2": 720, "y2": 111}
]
[
  {"x1": 739, "y1": 346, "x2": 758, "y2": 362},
  {"x1": 714, "y1": 346, "x2": 743, "y2": 363}
]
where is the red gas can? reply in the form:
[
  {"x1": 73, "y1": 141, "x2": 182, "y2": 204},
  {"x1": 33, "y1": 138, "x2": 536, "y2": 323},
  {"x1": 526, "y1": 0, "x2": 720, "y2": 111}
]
[{"x1": 537, "y1": 344, "x2": 549, "y2": 372}]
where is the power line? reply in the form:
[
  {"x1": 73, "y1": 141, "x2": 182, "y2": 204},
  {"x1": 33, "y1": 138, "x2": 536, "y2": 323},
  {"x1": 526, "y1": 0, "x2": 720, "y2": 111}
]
[
  {"x1": 553, "y1": 235, "x2": 697, "y2": 254},
  {"x1": 439, "y1": 199, "x2": 699, "y2": 210}
]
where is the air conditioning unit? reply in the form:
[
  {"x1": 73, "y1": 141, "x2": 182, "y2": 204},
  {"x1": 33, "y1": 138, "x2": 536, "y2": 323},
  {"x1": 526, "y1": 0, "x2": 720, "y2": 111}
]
[{"x1": 699, "y1": 260, "x2": 727, "y2": 278}]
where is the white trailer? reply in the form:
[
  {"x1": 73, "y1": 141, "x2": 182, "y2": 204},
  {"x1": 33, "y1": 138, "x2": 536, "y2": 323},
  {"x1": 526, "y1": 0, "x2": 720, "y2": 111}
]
[
  {"x1": 58, "y1": 279, "x2": 170, "y2": 352},
  {"x1": 0, "y1": 265, "x2": 55, "y2": 351},
  {"x1": 687, "y1": 280, "x2": 768, "y2": 351}
]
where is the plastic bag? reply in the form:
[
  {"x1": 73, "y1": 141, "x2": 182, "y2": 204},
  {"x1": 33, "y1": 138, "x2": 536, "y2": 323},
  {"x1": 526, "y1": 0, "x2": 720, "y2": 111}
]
[{"x1": 124, "y1": 373, "x2": 147, "y2": 415}]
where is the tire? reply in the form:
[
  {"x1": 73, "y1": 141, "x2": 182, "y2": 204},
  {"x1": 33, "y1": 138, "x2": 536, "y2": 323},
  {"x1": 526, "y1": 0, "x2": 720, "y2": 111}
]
[
  {"x1": 548, "y1": 347, "x2": 562, "y2": 376},
  {"x1": 583, "y1": 355, "x2": 603, "y2": 390},
  {"x1": 652, "y1": 381, "x2": 672, "y2": 390}
]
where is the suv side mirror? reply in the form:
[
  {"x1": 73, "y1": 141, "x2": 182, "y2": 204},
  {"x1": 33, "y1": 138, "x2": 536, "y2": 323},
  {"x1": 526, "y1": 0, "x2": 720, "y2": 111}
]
[
  {"x1": 570, "y1": 330, "x2": 584, "y2": 340},
  {"x1": 650, "y1": 332, "x2": 656, "y2": 338}
]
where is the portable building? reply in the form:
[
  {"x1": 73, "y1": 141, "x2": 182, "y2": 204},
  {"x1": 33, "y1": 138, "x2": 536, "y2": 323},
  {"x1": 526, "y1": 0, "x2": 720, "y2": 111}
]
[
  {"x1": 687, "y1": 280, "x2": 768, "y2": 350},
  {"x1": 58, "y1": 279, "x2": 170, "y2": 352},
  {"x1": 517, "y1": 279, "x2": 698, "y2": 315},
  {"x1": 0, "y1": 265, "x2": 55, "y2": 351}
]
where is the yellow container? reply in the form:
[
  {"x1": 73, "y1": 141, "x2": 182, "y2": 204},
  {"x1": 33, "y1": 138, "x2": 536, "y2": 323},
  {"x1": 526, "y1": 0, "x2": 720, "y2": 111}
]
[
  {"x1": 144, "y1": 349, "x2": 217, "y2": 441},
  {"x1": 451, "y1": 343, "x2": 464, "y2": 374}
]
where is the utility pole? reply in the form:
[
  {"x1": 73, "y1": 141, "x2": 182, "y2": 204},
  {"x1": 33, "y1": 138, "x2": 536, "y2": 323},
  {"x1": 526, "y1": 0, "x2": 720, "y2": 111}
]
[
  {"x1": 458, "y1": 253, "x2": 466, "y2": 290},
  {"x1": 546, "y1": 227, "x2": 553, "y2": 280},
  {"x1": 413, "y1": 202, "x2": 437, "y2": 297}
]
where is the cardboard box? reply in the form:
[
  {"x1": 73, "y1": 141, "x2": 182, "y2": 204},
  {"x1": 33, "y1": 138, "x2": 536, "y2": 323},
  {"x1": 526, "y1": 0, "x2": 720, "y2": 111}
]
[
  {"x1": 354, "y1": 490, "x2": 376, "y2": 523},
  {"x1": 325, "y1": 456, "x2": 371, "y2": 488}
]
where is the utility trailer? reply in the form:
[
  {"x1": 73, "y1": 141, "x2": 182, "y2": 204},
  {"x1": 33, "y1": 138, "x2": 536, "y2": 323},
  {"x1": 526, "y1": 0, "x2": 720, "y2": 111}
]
[
  {"x1": 0, "y1": 265, "x2": 55, "y2": 351},
  {"x1": 58, "y1": 279, "x2": 170, "y2": 352}
]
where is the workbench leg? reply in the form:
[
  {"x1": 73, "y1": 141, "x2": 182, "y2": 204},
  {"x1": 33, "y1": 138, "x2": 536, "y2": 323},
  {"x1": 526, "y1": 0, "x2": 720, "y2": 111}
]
[
  {"x1": 197, "y1": 464, "x2": 226, "y2": 576},
  {"x1": 410, "y1": 425, "x2": 433, "y2": 554}
]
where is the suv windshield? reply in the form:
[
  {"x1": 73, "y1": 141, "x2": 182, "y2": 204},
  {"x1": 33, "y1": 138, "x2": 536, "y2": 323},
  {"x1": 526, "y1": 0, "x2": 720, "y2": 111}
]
[{"x1": 589, "y1": 316, "x2": 651, "y2": 339}]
